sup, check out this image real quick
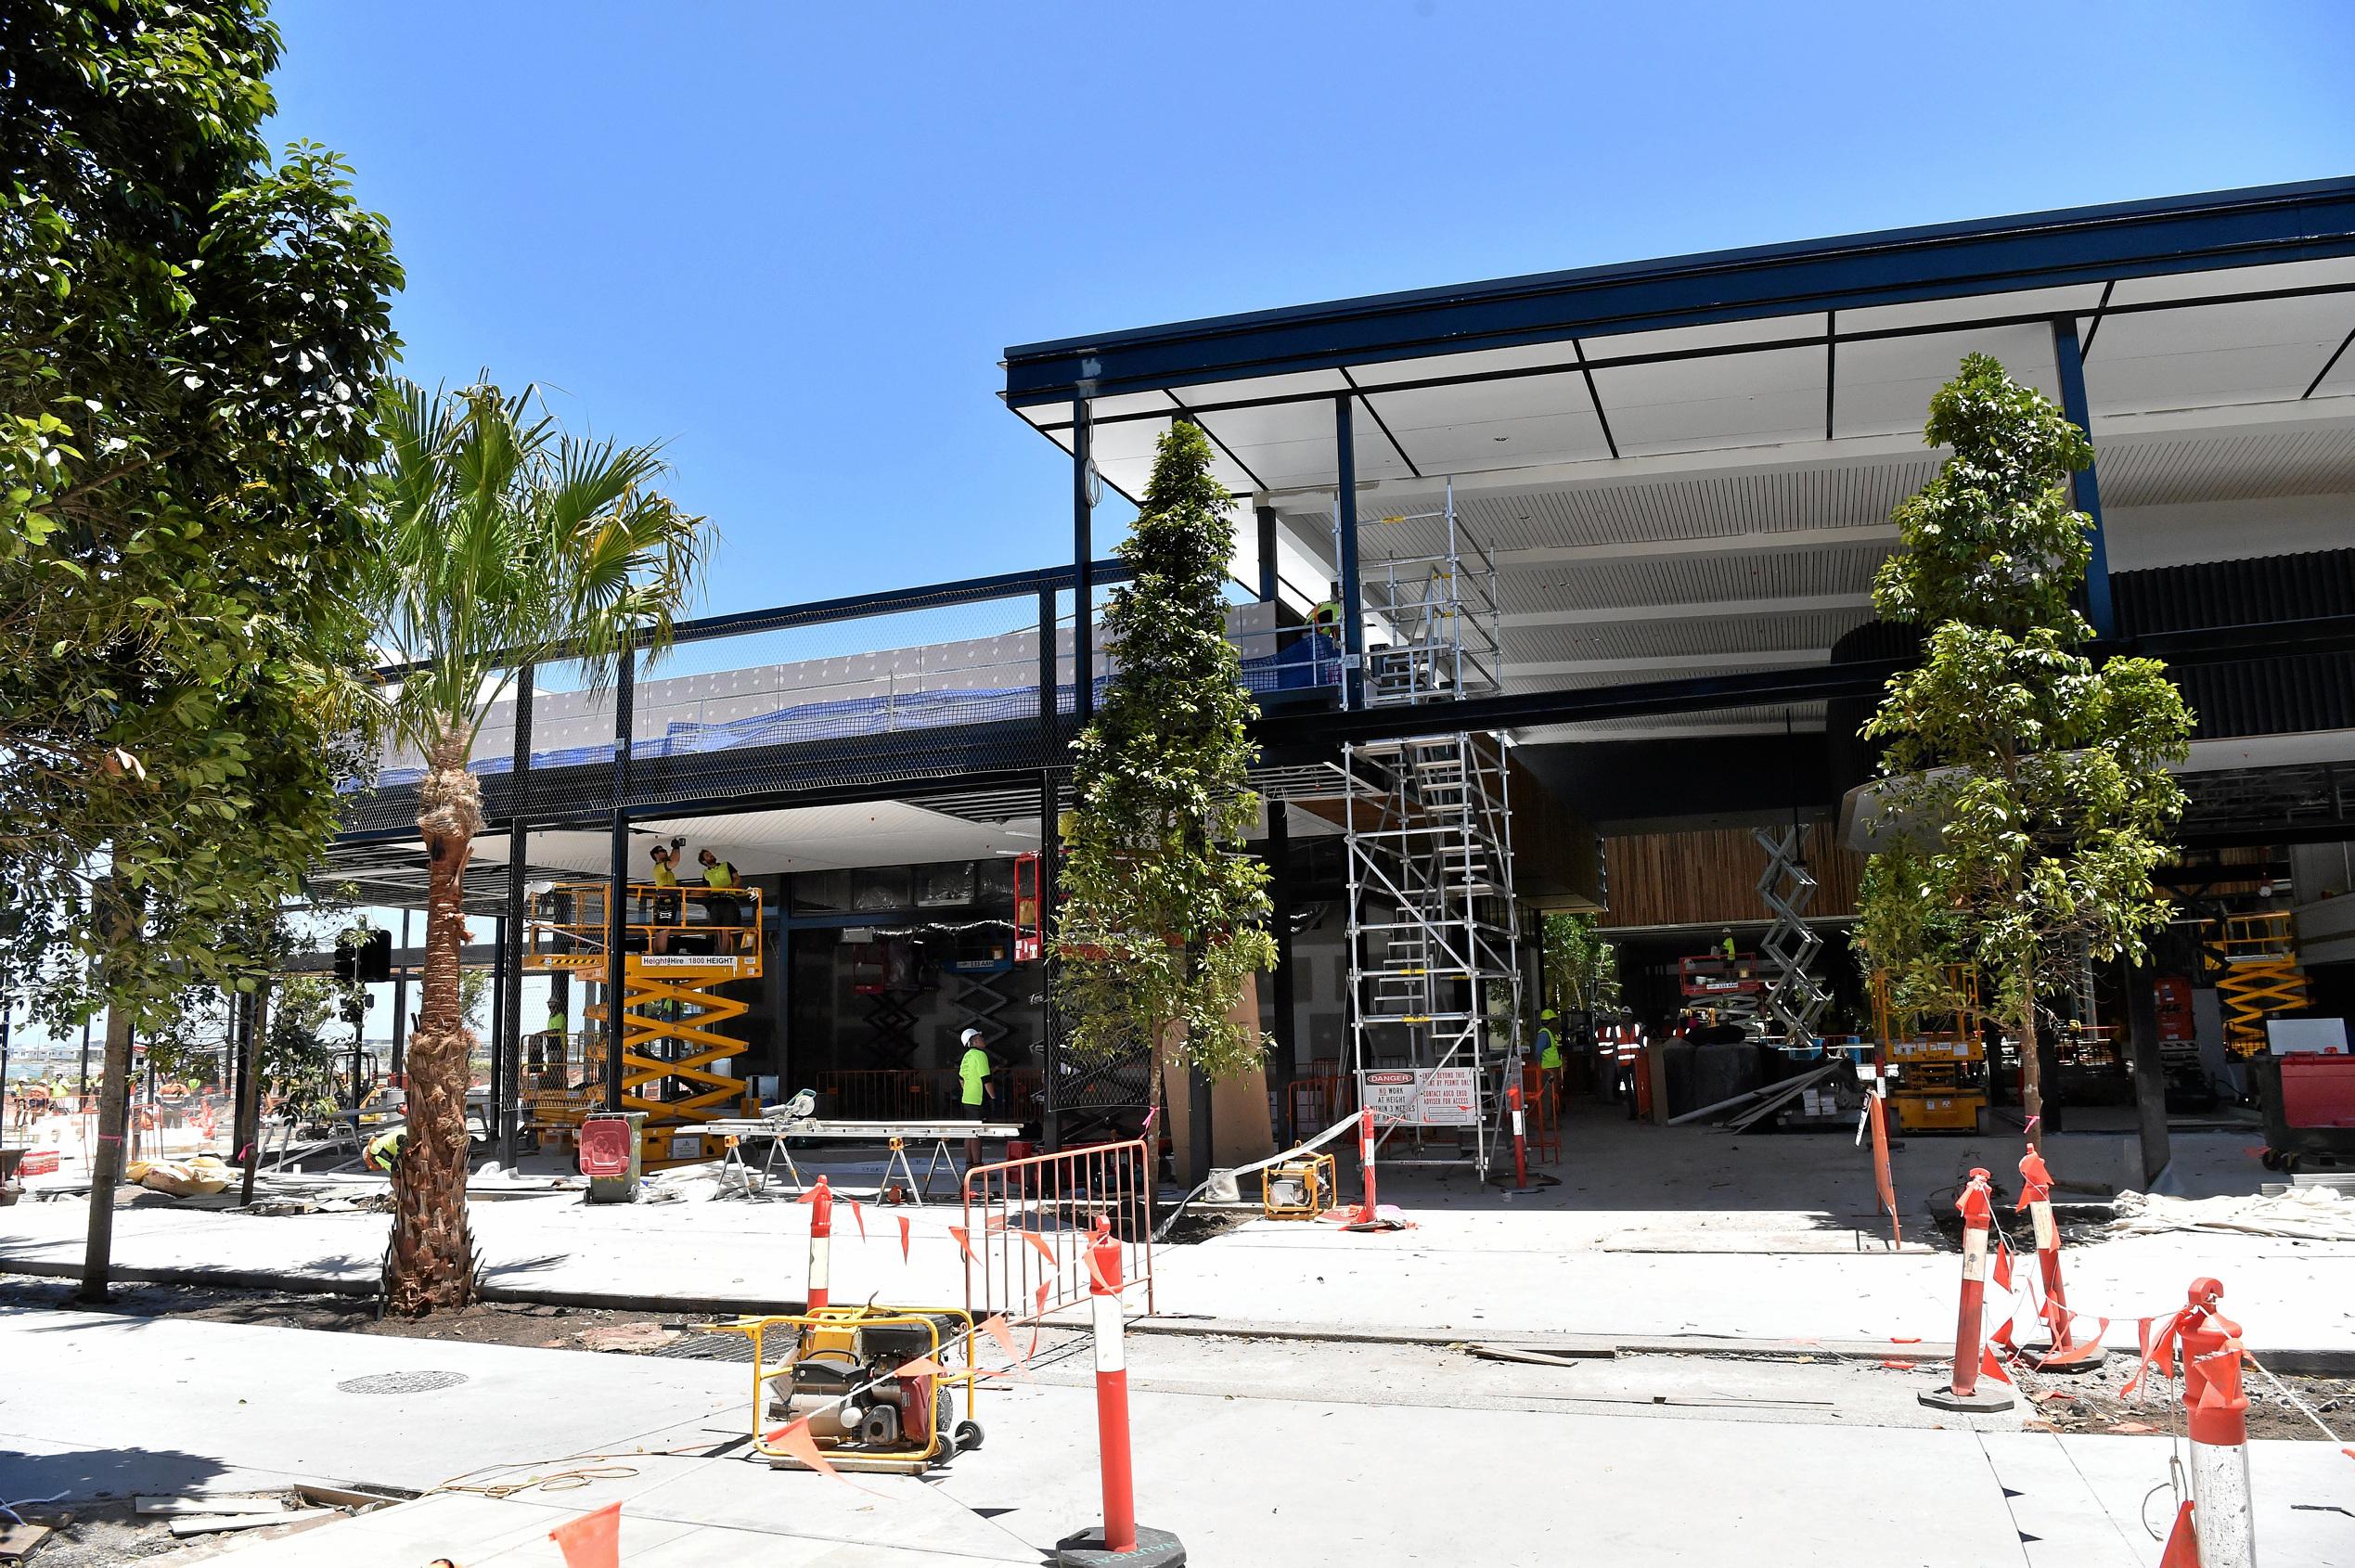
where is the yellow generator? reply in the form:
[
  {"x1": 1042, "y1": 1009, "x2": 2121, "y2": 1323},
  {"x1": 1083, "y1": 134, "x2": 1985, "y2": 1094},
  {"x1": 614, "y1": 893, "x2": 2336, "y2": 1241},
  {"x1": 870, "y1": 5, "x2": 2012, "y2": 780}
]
[
  {"x1": 1873, "y1": 970, "x2": 1989, "y2": 1136},
  {"x1": 722, "y1": 1305, "x2": 984, "y2": 1474}
]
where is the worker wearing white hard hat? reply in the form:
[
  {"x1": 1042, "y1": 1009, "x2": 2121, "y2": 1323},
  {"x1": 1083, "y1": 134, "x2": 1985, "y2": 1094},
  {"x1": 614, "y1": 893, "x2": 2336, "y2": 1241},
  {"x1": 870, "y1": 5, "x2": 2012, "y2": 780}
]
[{"x1": 958, "y1": 1026, "x2": 994, "y2": 1167}]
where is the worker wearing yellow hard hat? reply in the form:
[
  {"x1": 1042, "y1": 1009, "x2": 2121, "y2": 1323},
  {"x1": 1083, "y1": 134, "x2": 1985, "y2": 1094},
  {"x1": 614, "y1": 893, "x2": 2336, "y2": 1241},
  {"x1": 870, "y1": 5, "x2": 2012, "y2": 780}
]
[{"x1": 1536, "y1": 1009, "x2": 1563, "y2": 1115}]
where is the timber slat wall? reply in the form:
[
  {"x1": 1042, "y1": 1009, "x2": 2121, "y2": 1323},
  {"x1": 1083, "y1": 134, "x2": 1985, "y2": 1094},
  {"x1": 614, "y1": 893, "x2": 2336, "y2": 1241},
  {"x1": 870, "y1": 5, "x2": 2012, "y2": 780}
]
[{"x1": 1601, "y1": 823, "x2": 1862, "y2": 930}]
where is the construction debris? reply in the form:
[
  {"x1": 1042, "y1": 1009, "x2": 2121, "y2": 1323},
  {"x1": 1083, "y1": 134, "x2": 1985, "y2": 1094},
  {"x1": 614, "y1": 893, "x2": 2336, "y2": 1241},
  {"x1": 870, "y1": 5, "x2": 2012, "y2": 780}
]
[
  {"x1": 2108, "y1": 1186, "x2": 2355, "y2": 1242},
  {"x1": 167, "y1": 1507, "x2": 336, "y2": 1538}
]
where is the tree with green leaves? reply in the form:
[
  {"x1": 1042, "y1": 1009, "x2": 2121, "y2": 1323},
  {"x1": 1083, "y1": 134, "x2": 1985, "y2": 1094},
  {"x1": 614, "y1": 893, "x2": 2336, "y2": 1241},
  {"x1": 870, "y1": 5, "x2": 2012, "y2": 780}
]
[
  {"x1": 1854, "y1": 354, "x2": 2192, "y2": 1146},
  {"x1": 1057, "y1": 423, "x2": 1276, "y2": 1122},
  {"x1": 0, "y1": 1, "x2": 402, "y2": 1298},
  {"x1": 365, "y1": 378, "x2": 710, "y2": 1316},
  {"x1": 1541, "y1": 911, "x2": 1620, "y2": 1018}
]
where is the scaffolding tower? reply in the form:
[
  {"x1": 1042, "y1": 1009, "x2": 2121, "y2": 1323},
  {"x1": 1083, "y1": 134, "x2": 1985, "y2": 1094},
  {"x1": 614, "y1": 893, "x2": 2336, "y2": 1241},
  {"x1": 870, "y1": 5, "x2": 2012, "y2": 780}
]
[{"x1": 1337, "y1": 486, "x2": 1520, "y2": 1178}]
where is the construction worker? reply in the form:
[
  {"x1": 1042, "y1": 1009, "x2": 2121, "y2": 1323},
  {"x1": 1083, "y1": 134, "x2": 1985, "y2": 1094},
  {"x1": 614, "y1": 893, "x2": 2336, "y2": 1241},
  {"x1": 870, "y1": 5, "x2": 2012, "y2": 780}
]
[
  {"x1": 697, "y1": 847, "x2": 741, "y2": 932},
  {"x1": 1718, "y1": 929, "x2": 1737, "y2": 964},
  {"x1": 364, "y1": 1125, "x2": 406, "y2": 1174},
  {"x1": 958, "y1": 1025, "x2": 993, "y2": 1169},
  {"x1": 1308, "y1": 581, "x2": 1345, "y2": 684},
  {"x1": 645, "y1": 842, "x2": 682, "y2": 952},
  {"x1": 1536, "y1": 1009, "x2": 1564, "y2": 1114}
]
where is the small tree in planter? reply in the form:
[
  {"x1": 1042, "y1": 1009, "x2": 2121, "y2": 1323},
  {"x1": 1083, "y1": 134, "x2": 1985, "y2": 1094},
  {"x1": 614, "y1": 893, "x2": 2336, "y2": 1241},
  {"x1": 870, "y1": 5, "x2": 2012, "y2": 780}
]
[
  {"x1": 1057, "y1": 422, "x2": 1276, "y2": 1130},
  {"x1": 1854, "y1": 354, "x2": 2192, "y2": 1148}
]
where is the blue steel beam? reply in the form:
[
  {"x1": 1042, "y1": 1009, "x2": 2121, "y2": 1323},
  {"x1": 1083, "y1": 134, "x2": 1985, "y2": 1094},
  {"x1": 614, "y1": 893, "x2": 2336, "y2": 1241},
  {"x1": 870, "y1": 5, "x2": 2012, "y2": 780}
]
[
  {"x1": 2051, "y1": 316, "x2": 2116, "y2": 638},
  {"x1": 1005, "y1": 177, "x2": 2355, "y2": 405}
]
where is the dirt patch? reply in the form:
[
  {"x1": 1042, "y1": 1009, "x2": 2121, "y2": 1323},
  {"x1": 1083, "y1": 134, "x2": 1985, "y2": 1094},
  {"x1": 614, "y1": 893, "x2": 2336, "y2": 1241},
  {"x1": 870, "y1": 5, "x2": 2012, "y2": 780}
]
[
  {"x1": 7, "y1": 1497, "x2": 347, "y2": 1567},
  {"x1": 1889, "y1": 1348, "x2": 2353, "y2": 1441},
  {"x1": 0, "y1": 1274, "x2": 701, "y2": 1356}
]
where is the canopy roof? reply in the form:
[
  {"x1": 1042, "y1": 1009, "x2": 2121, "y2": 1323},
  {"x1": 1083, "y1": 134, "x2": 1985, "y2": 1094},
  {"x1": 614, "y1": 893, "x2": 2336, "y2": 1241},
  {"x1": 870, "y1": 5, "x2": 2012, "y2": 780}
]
[{"x1": 1004, "y1": 179, "x2": 2355, "y2": 739}]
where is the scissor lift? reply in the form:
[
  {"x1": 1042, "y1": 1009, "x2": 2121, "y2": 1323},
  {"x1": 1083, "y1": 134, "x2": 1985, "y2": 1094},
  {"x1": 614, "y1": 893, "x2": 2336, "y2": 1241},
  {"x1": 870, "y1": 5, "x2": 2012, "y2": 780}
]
[{"x1": 526, "y1": 880, "x2": 764, "y2": 1170}]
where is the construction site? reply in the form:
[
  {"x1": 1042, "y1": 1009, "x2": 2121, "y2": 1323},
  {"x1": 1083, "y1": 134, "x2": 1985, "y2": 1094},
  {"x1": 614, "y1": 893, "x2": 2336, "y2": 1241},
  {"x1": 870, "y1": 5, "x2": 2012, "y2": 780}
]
[{"x1": 8, "y1": 174, "x2": 2355, "y2": 1567}]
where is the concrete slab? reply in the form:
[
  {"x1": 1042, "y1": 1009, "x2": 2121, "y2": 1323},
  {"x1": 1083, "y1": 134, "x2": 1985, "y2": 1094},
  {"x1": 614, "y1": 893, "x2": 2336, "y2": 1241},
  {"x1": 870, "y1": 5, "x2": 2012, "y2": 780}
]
[{"x1": 0, "y1": 1308, "x2": 744, "y2": 1497}]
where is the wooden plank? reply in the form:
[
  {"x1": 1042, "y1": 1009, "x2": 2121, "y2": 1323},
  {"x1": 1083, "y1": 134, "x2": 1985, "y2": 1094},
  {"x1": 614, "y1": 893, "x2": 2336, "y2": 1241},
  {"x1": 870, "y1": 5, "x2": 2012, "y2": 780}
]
[{"x1": 168, "y1": 1508, "x2": 337, "y2": 1538}]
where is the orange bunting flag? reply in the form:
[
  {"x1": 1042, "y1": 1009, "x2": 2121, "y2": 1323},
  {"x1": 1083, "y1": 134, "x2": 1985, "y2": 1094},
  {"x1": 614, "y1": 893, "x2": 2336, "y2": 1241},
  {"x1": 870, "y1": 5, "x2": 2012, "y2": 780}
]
[
  {"x1": 548, "y1": 1502, "x2": 622, "y2": 1568},
  {"x1": 848, "y1": 1198, "x2": 868, "y2": 1241},
  {"x1": 1034, "y1": 1281, "x2": 1050, "y2": 1317},
  {"x1": 1979, "y1": 1345, "x2": 2014, "y2": 1387},
  {"x1": 766, "y1": 1417, "x2": 846, "y2": 1481},
  {"x1": 1023, "y1": 1231, "x2": 1059, "y2": 1267},
  {"x1": 2040, "y1": 1318, "x2": 2109, "y2": 1368},
  {"x1": 2157, "y1": 1499, "x2": 2200, "y2": 1568},
  {"x1": 948, "y1": 1226, "x2": 976, "y2": 1264},
  {"x1": 894, "y1": 1355, "x2": 948, "y2": 1379},
  {"x1": 980, "y1": 1312, "x2": 1022, "y2": 1363},
  {"x1": 898, "y1": 1214, "x2": 912, "y2": 1264}
]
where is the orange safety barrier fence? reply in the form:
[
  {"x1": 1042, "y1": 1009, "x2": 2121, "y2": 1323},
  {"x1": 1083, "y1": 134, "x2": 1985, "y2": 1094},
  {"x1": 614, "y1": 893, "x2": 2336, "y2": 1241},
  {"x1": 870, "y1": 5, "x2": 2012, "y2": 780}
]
[{"x1": 961, "y1": 1138, "x2": 1154, "y2": 1326}]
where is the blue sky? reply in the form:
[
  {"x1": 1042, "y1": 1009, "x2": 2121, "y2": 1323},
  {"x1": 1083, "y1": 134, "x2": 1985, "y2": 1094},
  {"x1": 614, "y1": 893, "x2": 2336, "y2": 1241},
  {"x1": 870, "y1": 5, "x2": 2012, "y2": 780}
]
[{"x1": 265, "y1": 0, "x2": 2355, "y2": 619}]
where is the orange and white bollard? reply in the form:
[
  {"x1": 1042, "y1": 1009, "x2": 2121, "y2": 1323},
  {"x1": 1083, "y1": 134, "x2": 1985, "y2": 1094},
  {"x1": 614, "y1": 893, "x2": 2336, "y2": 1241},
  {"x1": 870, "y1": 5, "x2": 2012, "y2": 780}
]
[
  {"x1": 1920, "y1": 1167, "x2": 2014, "y2": 1412},
  {"x1": 805, "y1": 1175, "x2": 833, "y2": 1312},
  {"x1": 1054, "y1": 1233, "x2": 1183, "y2": 1567},
  {"x1": 1508, "y1": 1085, "x2": 1529, "y2": 1191},
  {"x1": 1342, "y1": 1108, "x2": 1402, "y2": 1232},
  {"x1": 2176, "y1": 1276, "x2": 2255, "y2": 1568},
  {"x1": 2018, "y1": 1149, "x2": 2105, "y2": 1369}
]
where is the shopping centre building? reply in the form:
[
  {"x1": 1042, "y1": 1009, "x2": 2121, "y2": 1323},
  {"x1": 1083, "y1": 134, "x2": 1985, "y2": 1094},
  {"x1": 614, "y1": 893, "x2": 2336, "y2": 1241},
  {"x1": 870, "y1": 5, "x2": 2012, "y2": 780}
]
[{"x1": 330, "y1": 176, "x2": 2355, "y2": 1173}]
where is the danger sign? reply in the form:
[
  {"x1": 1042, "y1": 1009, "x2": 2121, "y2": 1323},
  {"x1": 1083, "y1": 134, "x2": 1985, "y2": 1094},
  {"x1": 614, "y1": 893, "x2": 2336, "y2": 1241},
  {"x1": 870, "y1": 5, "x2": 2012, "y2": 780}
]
[{"x1": 1358, "y1": 1067, "x2": 1478, "y2": 1127}]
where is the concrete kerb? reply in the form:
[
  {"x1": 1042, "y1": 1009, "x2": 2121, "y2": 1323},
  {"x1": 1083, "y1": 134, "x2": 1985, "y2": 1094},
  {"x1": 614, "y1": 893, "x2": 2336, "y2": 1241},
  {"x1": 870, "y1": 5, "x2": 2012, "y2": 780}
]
[{"x1": 15, "y1": 1264, "x2": 2355, "y2": 1376}]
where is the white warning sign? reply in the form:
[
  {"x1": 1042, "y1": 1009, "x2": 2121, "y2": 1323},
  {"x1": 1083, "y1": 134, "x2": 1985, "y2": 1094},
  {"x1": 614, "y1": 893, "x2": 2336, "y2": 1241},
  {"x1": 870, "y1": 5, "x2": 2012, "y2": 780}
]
[{"x1": 1358, "y1": 1067, "x2": 1479, "y2": 1127}]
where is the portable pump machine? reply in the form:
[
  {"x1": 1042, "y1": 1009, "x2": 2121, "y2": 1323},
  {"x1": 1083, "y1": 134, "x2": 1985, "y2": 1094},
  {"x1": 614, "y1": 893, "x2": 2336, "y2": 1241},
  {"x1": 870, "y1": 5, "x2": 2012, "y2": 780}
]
[{"x1": 727, "y1": 1305, "x2": 985, "y2": 1474}]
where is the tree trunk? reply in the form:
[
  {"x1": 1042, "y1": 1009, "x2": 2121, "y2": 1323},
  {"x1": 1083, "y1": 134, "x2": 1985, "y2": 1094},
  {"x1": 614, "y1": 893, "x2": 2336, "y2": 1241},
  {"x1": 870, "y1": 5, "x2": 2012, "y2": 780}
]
[
  {"x1": 2018, "y1": 998, "x2": 2042, "y2": 1151},
  {"x1": 76, "y1": 995, "x2": 136, "y2": 1303},
  {"x1": 384, "y1": 726, "x2": 483, "y2": 1317}
]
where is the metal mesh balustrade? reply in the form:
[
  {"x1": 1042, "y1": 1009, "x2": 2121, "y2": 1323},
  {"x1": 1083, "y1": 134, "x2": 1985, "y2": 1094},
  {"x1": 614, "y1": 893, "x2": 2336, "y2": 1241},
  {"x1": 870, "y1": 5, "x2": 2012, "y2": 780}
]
[{"x1": 336, "y1": 572, "x2": 1344, "y2": 839}]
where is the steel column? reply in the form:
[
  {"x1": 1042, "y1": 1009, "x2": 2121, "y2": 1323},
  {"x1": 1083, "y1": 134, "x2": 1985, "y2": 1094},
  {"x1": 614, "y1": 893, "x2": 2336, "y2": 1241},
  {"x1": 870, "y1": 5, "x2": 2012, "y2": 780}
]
[
  {"x1": 391, "y1": 908, "x2": 410, "y2": 1075},
  {"x1": 498, "y1": 666, "x2": 534, "y2": 1165},
  {"x1": 1256, "y1": 503, "x2": 1280, "y2": 603},
  {"x1": 1268, "y1": 803, "x2": 1296, "y2": 1142},
  {"x1": 605, "y1": 648, "x2": 636, "y2": 1112},
  {"x1": 2052, "y1": 317, "x2": 2116, "y2": 638},
  {"x1": 1073, "y1": 395, "x2": 1095, "y2": 723},
  {"x1": 1038, "y1": 584, "x2": 1063, "y2": 1152},
  {"x1": 1334, "y1": 395, "x2": 1363, "y2": 709},
  {"x1": 2125, "y1": 960, "x2": 2170, "y2": 1188}
]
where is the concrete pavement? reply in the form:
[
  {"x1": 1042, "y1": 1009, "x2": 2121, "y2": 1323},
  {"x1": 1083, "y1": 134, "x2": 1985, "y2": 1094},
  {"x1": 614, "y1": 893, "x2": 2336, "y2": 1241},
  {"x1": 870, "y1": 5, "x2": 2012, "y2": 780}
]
[{"x1": 3, "y1": 1305, "x2": 2350, "y2": 1566}]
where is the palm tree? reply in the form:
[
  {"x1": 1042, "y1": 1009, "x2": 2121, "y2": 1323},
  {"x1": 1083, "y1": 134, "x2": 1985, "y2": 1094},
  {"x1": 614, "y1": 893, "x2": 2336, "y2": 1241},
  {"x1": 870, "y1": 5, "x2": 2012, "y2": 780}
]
[{"x1": 366, "y1": 379, "x2": 711, "y2": 1316}]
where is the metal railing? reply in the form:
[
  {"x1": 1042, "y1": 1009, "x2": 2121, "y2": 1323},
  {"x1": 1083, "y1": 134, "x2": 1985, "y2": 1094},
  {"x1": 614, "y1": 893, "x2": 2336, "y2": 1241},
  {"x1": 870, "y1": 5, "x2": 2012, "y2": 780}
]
[{"x1": 961, "y1": 1138, "x2": 1154, "y2": 1326}]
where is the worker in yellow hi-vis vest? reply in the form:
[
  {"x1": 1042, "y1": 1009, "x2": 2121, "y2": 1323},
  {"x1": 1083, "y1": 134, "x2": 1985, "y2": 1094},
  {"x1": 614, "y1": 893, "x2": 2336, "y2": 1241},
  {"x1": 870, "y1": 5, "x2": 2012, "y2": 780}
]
[
  {"x1": 1536, "y1": 1009, "x2": 1564, "y2": 1114},
  {"x1": 958, "y1": 1025, "x2": 993, "y2": 1169}
]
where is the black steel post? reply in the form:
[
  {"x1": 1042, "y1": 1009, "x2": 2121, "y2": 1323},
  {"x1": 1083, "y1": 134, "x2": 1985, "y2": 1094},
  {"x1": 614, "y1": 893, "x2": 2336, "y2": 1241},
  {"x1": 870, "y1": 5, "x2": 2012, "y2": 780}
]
[
  {"x1": 605, "y1": 647, "x2": 636, "y2": 1112},
  {"x1": 1256, "y1": 503, "x2": 1280, "y2": 603},
  {"x1": 238, "y1": 982, "x2": 267, "y2": 1207},
  {"x1": 2125, "y1": 960, "x2": 2170, "y2": 1188},
  {"x1": 1268, "y1": 803, "x2": 1297, "y2": 1143},
  {"x1": 1037, "y1": 583, "x2": 1063, "y2": 1152},
  {"x1": 1334, "y1": 395, "x2": 1363, "y2": 709},
  {"x1": 390, "y1": 908, "x2": 410, "y2": 1076},
  {"x1": 499, "y1": 666, "x2": 534, "y2": 1166},
  {"x1": 487, "y1": 915, "x2": 506, "y2": 1150},
  {"x1": 2051, "y1": 317, "x2": 2116, "y2": 639},
  {"x1": 1073, "y1": 394, "x2": 1095, "y2": 723}
]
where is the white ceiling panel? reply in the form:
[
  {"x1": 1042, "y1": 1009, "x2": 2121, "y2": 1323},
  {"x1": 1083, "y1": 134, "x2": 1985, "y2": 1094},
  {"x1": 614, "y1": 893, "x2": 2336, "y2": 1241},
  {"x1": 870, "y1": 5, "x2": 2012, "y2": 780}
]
[
  {"x1": 2084, "y1": 295, "x2": 2355, "y2": 416},
  {"x1": 2104, "y1": 256, "x2": 2355, "y2": 308},
  {"x1": 1364, "y1": 371, "x2": 1613, "y2": 474},
  {"x1": 1590, "y1": 346, "x2": 1827, "y2": 456},
  {"x1": 1346, "y1": 339, "x2": 1589, "y2": 388},
  {"x1": 1834, "y1": 322, "x2": 2057, "y2": 438},
  {"x1": 1166, "y1": 367, "x2": 1351, "y2": 409},
  {"x1": 1580, "y1": 312, "x2": 1823, "y2": 362},
  {"x1": 1201, "y1": 398, "x2": 1342, "y2": 491},
  {"x1": 1836, "y1": 284, "x2": 2106, "y2": 334}
]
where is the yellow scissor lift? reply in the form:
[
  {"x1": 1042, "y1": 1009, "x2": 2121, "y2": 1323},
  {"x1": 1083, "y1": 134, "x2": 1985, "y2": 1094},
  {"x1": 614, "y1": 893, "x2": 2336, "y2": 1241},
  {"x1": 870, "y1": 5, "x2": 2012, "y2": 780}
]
[
  {"x1": 2209, "y1": 910, "x2": 2311, "y2": 1057},
  {"x1": 526, "y1": 880, "x2": 763, "y2": 1171}
]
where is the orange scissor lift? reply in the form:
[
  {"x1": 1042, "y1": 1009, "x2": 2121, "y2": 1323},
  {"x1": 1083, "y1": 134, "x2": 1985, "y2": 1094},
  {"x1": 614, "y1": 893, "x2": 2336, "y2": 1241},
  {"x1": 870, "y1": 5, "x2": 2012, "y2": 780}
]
[{"x1": 526, "y1": 880, "x2": 763, "y2": 1171}]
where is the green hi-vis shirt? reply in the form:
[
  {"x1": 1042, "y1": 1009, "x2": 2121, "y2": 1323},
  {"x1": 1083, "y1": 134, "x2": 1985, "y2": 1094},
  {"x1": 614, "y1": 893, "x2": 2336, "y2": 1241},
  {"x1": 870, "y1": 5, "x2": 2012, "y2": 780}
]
[
  {"x1": 959, "y1": 1047, "x2": 990, "y2": 1105},
  {"x1": 1538, "y1": 1027, "x2": 1562, "y2": 1070},
  {"x1": 703, "y1": 861, "x2": 738, "y2": 888}
]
